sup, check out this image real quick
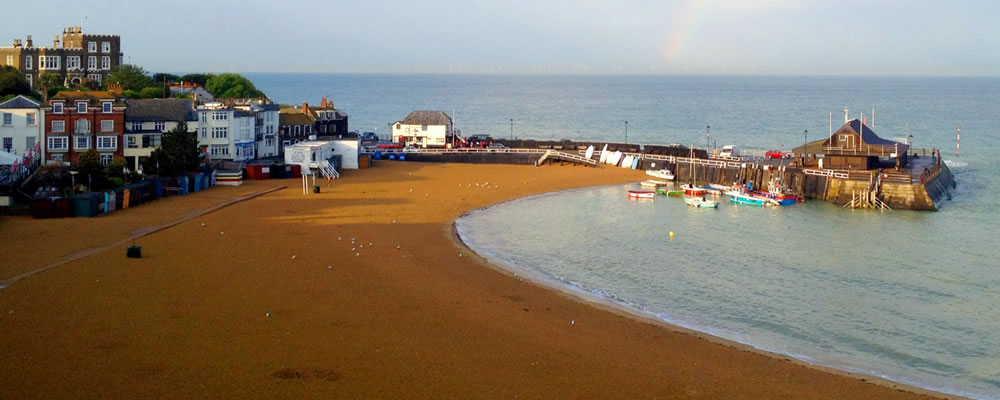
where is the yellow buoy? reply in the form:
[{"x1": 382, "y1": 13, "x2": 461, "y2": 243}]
[{"x1": 669, "y1": 231, "x2": 675, "y2": 239}]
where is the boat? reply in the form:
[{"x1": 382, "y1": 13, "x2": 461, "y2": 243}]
[
  {"x1": 700, "y1": 186, "x2": 723, "y2": 196},
  {"x1": 645, "y1": 169, "x2": 675, "y2": 181},
  {"x1": 709, "y1": 183, "x2": 734, "y2": 192},
  {"x1": 598, "y1": 144, "x2": 609, "y2": 163},
  {"x1": 631, "y1": 156, "x2": 640, "y2": 169},
  {"x1": 725, "y1": 187, "x2": 779, "y2": 207},
  {"x1": 620, "y1": 154, "x2": 633, "y2": 169},
  {"x1": 680, "y1": 184, "x2": 707, "y2": 196},
  {"x1": 585, "y1": 145, "x2": 595, "y2": 160},
  {"x1": 656, "y1": 188, "x2": 683, "y2": 196},
  {"x1": 748, "y1": 177, "x2": 805, "y2": 206},
  {"x1": 684, "y1": 195, "x2": 719, "y2": 208},
  {"x1": 627, "y1": 190, "x2": 655, "y2": 200},
  {"x1": 640, "y1": 179, "x2": 668, "y2": 188}
]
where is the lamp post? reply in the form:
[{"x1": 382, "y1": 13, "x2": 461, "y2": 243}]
[
  {"x1": 624, "y1": 120, "x2": 628, "y2": 144},
  {"x1": 706, "y1": 125, "x2": 711, "y2": 149},
  {"x1": 509, "y1": 118, "x2": 513, "y2": 140},
  {"x1": 803, "y1": 129, "x2": 808, "y2": 147}
]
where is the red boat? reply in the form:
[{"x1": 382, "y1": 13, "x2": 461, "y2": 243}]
[
  {"x1": 680, "y1": 184, "x2": 707, "y2": 196},
  {"x1": 627, "y1": 190, "x2": 655, "y2": 200}
]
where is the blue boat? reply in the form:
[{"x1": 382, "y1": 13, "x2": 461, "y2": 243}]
[{"x1": 726, "y1": 188, "x2": 779, "y2": 207}]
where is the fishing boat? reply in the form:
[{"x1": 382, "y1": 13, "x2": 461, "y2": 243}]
[
  {"x1": 645, "y1": 168, "x2": 675, "y2": 181},
  {"x1": 684, "y1": 195, "x2": 719, "y2": 208},
  {"x1": 627, "y1": 190, "x2": 655, "y2": 200},
  {"x1": 748, "y1": 177, "x2": 805, "y2": 206},
  {"x1": 726, "y1": 187, "x2": 779, "y2": 207},
  {"x1": 680, "y1": 183, "x2": 707, "y2": 196}
]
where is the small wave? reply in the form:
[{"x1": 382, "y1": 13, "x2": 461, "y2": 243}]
[{"x1": 944, "y1": 159, "x2": 969, "y2": 168}]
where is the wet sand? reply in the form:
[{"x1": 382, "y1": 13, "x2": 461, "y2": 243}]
[{"x1": 0, "y1": 162, "x2": 955, "y2": 399}]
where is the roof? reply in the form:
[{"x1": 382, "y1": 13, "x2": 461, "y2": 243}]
[
  {"x1": 0, "y1": 95, "x2": 41, "y2": 109},
  {"x1": 791, "y1": 138, "x2": 829, "y2": 155},
  {"x1": 287, "y1": 140, "x2": 332, "y2": 148},
  {"x1": 125, "y1": 99, "x2": 196, "y2": 122},
  {"x1": 400, "y1": 111, "x2": 450, "y2": 126},
  {"x1": 847, "y1": 119, "x2": 902, "y2": 147},
  {"x1": 279, "y1": 110, "x2": 314, "y2": 126},
  {"x1": 51, "y1": 90, "x2": 126, "y2": 107}
]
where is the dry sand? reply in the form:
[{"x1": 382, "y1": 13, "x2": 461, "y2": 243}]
[{"x1": 0, "y1": 162, "x2": 956, "y2": 399}]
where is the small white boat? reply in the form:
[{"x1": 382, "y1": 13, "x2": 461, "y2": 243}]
[
  {"x1": 646, "y1": 169, "x2": 675, "y2": 181},
  {"x1": 709, "y1": 183, "x2": 734, "y2": 192},
  {"x1": 598, "y1": 144, "x2": 610, "y2": 163},
  {"x1": 684, "y1": 195, "x2": 719, "y2": 208},
  {"x1": 627, "y1": 190, "x2": 655, "y2": 200},
  {"x1": 640, "y1": 179, "x2": 668, "y2": 188}
]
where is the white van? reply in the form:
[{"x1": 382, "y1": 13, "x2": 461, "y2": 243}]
[{"x1": 719, "y1": 145, "x2": 740, "y2": 158}]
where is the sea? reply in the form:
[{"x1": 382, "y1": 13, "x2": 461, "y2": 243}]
[{"x1": 250, "y1": 73, "x2": 1000, "y2": 399}]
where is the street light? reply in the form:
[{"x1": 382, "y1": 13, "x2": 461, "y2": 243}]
[
  {"x1": 804, "y1": 129, "x2": 808, "y2": 147},
  {"x1": 706, "y1": 125, "x2": 711, "y2": 149},
  {"x1": 624, "y1": 120, "x2": 628, "y2": 144},
  {"x1": 510, "y1": 118, "x2": 513, "y2": 140}
]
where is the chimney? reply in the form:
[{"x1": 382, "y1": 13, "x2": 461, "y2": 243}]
[
  {"x1": 76, "y1": 26, "x2": 81, "y2": 33},
  {"x1": 301, "y1": 102, "x2": 309, "y2": 114},
  {"x1": 53, "y1": 35, "x2": 60, "y2": 48},
  {"x1": 12, "y1": 39, "x2": 20, "y2": 48},
  {"x1": 108, "y1": 83, "x2": 123, "y2": 94},
  {"x1": 25, "y1": 35, "x2": 33, "y2": 48},
  {"x1": 321, "y1": 97, "x2": 328, "y2": 108}
]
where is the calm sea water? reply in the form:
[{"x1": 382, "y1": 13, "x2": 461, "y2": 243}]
[{"x1": 253, "y1": 74, "x2": 999, "y2": 398}]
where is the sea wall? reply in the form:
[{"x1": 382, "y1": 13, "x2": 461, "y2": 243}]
[{"x1": 399, "y1": 152, "x2": 541, "y2": 165}]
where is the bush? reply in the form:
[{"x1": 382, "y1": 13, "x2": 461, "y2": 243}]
[{"x1": 109, "y1": 177, "x2": 125, "y2": 188}]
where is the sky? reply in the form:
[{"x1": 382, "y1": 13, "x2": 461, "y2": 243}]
[{"x1": 2, "y1": 0, "x2": 998, "y2": 76}]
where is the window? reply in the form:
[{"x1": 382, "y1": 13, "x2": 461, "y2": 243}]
[
  {"x1": 76, "y1": 136, "x2": 90, "y2": 150},
  {"x1": 212, "y1": 127, "x2": 228, "y2": 139},
  {"x1": 127, "y1": 136, "x2": 138, "y2": 148},
  {"x1": 2, "y1": 113, "x2": 11, "y2": 125},
  {"x1": 97, "y1": 136, "x2": 117, "y2": 150},
  {"x1": 100, "y1": 154, "x2": 113, "y2": 166},
  {"x1": 39, "y1": 56, "x2": 60, "y2": 70},
  {"x1": 102, "y1": 102, "x2": 112, "y2": 113},
  {"x1": 293, "y1": 125, "x2": 300, "y2": 135},
  {"x1": 2, "y1": 137, "x2": 11, "y2": 151},
  {"x1": 212, "y1": 112, "x2": 228, "y2": 120},
  {"x1": 102, "y1": 42, "x2": 110, "y2": 53},
  {"x1": 265, "y1": 138, "x2": 274, "y2": 147},
  {"x1": 305, "y1": 125, "x2": 312, "y2": 134},
  {"x1": 25, "y1": 136, "x2": 35, "y2": 150},
  {"x1": 154, "y1": 121, "x2": 165, "y2": 132},
  {"x1": 88, "y1": 56, "x2": 96, "y2": 70},
  {"x1": 4, "y1": 55, "x2": 11, "y2": 65},
  {"x1": 67, "y1": 56, "x2": 80, "y2": 70},
  {"x1": 51, "y1": 153, "x2": 64, "y2": 161},
  {"x1": 395, "y1": 123, "x2": 400, "y2": 129},
  {"x1": 142, "y1": 135, "x2": 161, "y2": 148},
  {"x1": 210, "y1": 144, "x2": 229, "y2": 156},
  {"x1": 26, "y1": 112, "x2": 35, "y2": 126},
  {"x1": 101, "y1": 56, "x2": 110, "y2": 70},
  {"x1": 200, "y1": 127, "x2": 207, "y2": 138},
  {"x1": 422, "y1": 125, "x2": 428, "y2": 131},
  {"x1": 77, "y1": 102, "x2": 87, "y2": 113},
  {"x1": 87, "y1": 73, "x2": 101, "y2": 84},
  {"x1": 75, "y1": 118, "x2": 90, "y2": 134},
  {"x1": 201, "y1": 113, "x2": 207, "y2": 123},
  {"x1": 88, "y1": 42, "x2": 97, "y2": 52},
  {"x1": 52, "y1": 103, "x2": 63, "y2": 114},
  {"x1": 130, "y1": 122, "x2": 142, "y2": 131},
  {"x1": 101, "y1": 120, "x2": 113, "y2": 132},
  {"x1": 52, "y1": 120, "x2": 65, "y2": 132},
  {"x1": 24, "y1": 56, "x2": 31, "y2": 70},
  {"x1": 48, "y1": 136, "x2": 68, "y2": 150},
  {"x1": 25, "y1": 74, "x2": 32, "y2": 89}
]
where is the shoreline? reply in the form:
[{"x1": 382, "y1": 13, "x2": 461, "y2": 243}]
[
  {"x1": 0, "y1": 162, "x2": 965, "y2": 399},
  {"x1": 450, "y1": 185, "x2": 965, "y2": 400}
]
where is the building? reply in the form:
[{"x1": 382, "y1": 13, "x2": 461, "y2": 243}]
[
  {"x1": 196, "y1": 102, "x2": 255, "y2": 162},
  {"x1": 43, "y1": 88, "x2": 126, "y2": 166},
  {"x1": 222, "y1": 99, "x2": 279, "y2": 159},
  {"x1": 391, "y1": 111, "x2": 454, "y2": 148},
  {"x1": 0, "y1": 26, "x2": 123, "y2": 89},
  {"x1": 168, "y1": 82, "x2": 214, "y2": 103},
  {"x1": 0, "y1": 95, "x2": 44, "y2": 159},
  {"x1": 278, "y1": 98, "x2": 348, "y2": 155},
  {"x1": 793, "y1": 119, "x2": 909, "y2": 170},
  {"x1": 124, "y1": 98, "x2": 198, "y2": 170}
]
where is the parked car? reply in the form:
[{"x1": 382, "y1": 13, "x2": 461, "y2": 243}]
[
  {"x1": 765, "y1": 150, "x2": 785, "y2": 159},
  {"x1": 487, "y1": 143, "x2": 507, "y2": 149},
  {"x1": 719, "y1": 145, "x2": 740, "y2": 158}
]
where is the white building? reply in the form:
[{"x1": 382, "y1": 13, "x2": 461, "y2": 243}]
[
  {"x1": 124, "y1": 98, "x2": 198, "y2": 170},
  {"x1": 391, "y1": 110, "x2": 453, "y2": 148},
  {"x1": 232, "y1": 102, "x2": 279, "y2": 159},
  {"x1": 0, "y1": 95, "x2": 44, "y2": 159},
  {"x1": 197, "y1": 102, "x2": 255, "y2": 162}
]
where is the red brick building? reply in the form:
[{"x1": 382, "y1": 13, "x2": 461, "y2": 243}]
[{"x1": 44, "y1": 87, "x2": 126, "y2": 166}]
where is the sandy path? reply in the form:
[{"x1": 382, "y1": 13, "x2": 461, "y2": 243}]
[{"x1": 0, "y1": 162, "x2": 952, "y2": 399}]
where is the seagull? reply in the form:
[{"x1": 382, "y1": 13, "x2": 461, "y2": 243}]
[
  {"x1": 569, "y1": 320, "x2": 575, "y2": 326},
  {"x1": 291, "y1": 255, "x2": 296, "y2": 259}
]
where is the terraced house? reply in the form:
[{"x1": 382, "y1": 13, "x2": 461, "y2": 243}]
[
  {"x1": 0, "y1": 26, "x2": 123, "y2": 89},
  {"x1": 124, "y1": 98, "x2": 198, "y2": 170},
  {"x1": 44, "y1": 88, "x2": 126, "y2": 166}
]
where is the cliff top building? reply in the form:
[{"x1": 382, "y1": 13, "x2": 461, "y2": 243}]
[{"x1": 0, "y1": 26, "x2": 123, "y2": 90}]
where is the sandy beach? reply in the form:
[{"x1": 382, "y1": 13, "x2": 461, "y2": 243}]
[{"x1": 0, "y1": 161, "x2": 955, "y2": 399}]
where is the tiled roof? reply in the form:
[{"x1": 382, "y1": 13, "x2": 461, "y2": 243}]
[
  {"x1": 0, "y1": 95, "x2": 41, "y2": 109},
  {"x1": 400, "y1": 111, "x2": 450, "y2": 126},
  {"x1": 279, "y1": 110, "x2": 313, "y2": 126},
  {"x1": 51, "y1": 90, "x2": 126, "y2": 107},
  {"x1": 125, "y1": 99, "x2": 197, "y2": 122}
]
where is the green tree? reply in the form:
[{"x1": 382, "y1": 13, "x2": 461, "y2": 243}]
[
  {"x1": 205, "y1": 73, "x2": 265, "y2": 99},
  {"x1": 105, "y1": 64, "x2": 154, "y2": 91},
  {"x1": 152, "y1": 73, "x2": 179, "y2": 83},
  {"x1": 106, "y1": 156, "x2": 129, "y2": 179},
  {"x1": 75, "y1": 150, "x2": 109, "y2": 190},
  {"x1": 37, "y1": 73, "x2": 64, "y2": 100},
  {"x1": 138, "y1": 86, "x2": 165, "y2": 99},
  {"x1": 177, "y1": 73, "x2": 214, "y2": 87},
  {"x1": 0, "y1": 65, "x2": 33, "y2": 97},
  {"x1": 142, "y1": 121, "x2": 201, "y2": 176}
]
